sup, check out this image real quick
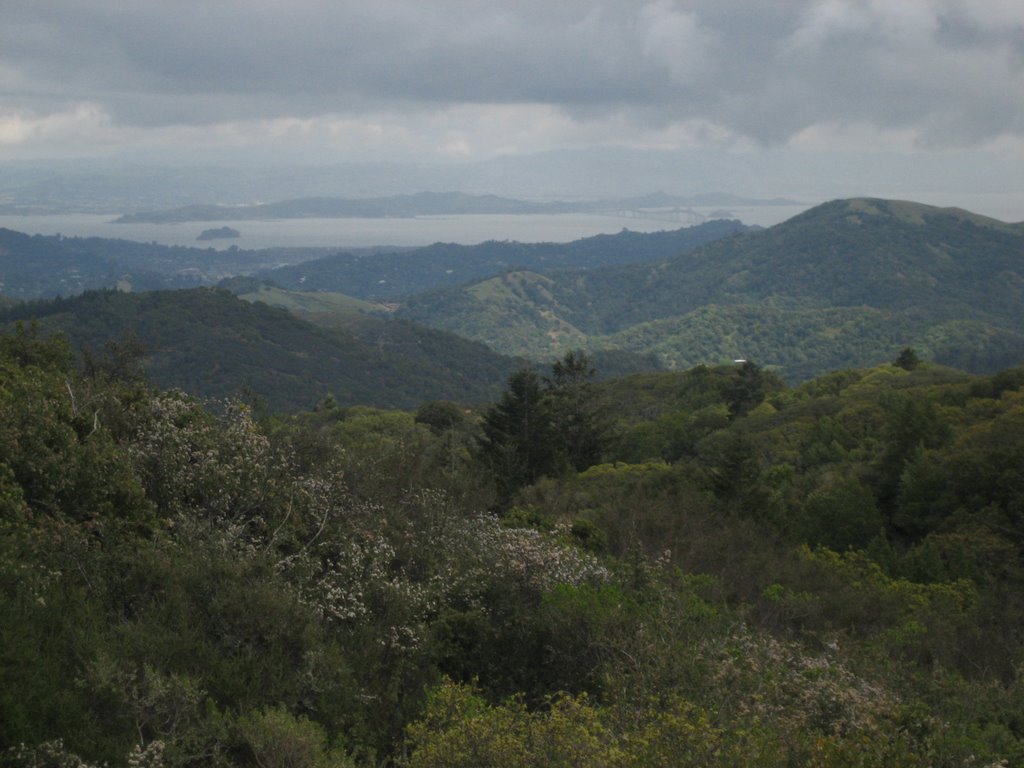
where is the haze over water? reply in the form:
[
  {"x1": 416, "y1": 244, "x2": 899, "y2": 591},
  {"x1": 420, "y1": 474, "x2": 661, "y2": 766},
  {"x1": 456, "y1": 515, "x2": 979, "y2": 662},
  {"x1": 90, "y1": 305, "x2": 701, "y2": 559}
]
[
  {"x1": 7, "y1": 187, "x2": 1024, "y2": 251},
  {"x1": 0, "y1": 206, "x2": 812, "y2": 251}
]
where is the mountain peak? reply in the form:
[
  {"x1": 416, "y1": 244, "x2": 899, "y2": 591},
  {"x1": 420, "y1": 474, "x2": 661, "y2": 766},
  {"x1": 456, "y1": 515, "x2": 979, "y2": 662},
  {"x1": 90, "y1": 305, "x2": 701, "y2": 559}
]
[
  {"x1": 399, "y1": 197, "x2": 1024, "y2": 380},
  {"x1": 805, "y1": 197, "x2": 1023, "y2": 233}
]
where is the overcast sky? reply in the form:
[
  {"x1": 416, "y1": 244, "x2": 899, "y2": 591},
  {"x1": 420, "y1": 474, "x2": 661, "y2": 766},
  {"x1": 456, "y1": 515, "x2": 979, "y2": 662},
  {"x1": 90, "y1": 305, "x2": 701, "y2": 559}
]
[{"x1": 2, "y1": 1, "x2": 1023, "y2": 216}]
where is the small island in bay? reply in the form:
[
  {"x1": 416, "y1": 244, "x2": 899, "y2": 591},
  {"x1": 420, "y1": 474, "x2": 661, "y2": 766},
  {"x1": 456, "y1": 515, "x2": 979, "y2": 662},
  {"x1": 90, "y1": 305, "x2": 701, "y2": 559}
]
[{"x1": 197, "y1": 226, "x2": 240, "y2": 241}]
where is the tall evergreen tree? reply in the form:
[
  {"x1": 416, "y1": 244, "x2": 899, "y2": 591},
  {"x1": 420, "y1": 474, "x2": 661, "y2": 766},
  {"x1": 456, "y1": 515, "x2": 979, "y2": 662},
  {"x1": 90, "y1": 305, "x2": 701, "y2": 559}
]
[
  {"x1": 478, "y1": 368, "x2": 561, "y2": 499},
  {"x1": 546, "y1": 351, "x2": 611, "y2": 472},
  {"x1": 478, "y1": 354, "x2": 613, "y2": 500},
  {"x1": 725, "y1": 360, "x2": 769, "y2": 419}
]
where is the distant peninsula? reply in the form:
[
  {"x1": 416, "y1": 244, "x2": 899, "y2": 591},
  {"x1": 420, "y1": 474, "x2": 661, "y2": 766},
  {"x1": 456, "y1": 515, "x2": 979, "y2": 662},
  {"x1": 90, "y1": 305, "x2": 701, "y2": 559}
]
[
  {"x1": 114, "y1": 191, "x2": 800, "y2": 224},
  {"x1": 197, "y1": 226, "x2": 240, "y2": 241}
]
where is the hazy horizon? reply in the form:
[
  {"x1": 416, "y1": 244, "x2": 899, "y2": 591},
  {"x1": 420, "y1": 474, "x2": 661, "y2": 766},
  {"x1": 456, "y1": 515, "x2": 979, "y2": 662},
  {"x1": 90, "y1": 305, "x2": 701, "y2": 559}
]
[{"x1": 2, "y1": 2, "x2": 1023, "y2": 222}]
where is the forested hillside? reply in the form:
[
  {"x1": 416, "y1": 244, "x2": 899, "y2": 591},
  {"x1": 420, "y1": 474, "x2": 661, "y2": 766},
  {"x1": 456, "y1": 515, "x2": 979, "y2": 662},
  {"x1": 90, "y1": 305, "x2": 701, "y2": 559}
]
[
  {"x1": 399, "y1": 198, "x2": 1024, "y2": 377},
  {"x1": 229, "y1": 283, "x2": 664, "y2": 384},
  {"x1": 0, "y1": 220, "x2": 748, "y2": 302},
  {"x1": 0, "y1": 288, "x2": 523, "y2": 411},
  {"x1": 252, "y1": 219, "x2": 750, "y2": 300},
  {"x1": 0, "y1": 228, "x2": 334, "y2": 298},
  {"x1": 3, "y1": 325, "x2": 1024, "y2": 767}
]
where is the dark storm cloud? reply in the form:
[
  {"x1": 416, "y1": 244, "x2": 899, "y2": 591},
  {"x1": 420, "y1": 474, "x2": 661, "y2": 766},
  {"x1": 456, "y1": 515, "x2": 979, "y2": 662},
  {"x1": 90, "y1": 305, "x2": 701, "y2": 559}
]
[{"x1": 2, "y1": 0, "x2": 1023, "y2": 151}]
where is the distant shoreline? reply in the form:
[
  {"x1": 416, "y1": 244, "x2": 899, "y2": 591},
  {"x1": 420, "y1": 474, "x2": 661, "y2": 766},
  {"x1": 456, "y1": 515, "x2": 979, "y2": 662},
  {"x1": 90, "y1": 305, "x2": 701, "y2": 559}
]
[
  {"x1": 113, "y1": 191, "x2": 802, "y2": 225},
  {"x1": 0, "y1": 207, "x2": 813, "y2": 250}
]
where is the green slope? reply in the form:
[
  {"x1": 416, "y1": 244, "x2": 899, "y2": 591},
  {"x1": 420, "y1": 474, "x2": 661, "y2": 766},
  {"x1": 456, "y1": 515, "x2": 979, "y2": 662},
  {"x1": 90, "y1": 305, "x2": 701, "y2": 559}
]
[
  {"x1": 0, "y1": 227, "x2": 332, "y2": 299},
  {"x1": 254, "y1": 219, "x2": 751, "y2": 300},
  {"x1": 1, "y1": 288, "x2": 523, "y2": 411},
  {"x1": 398, "y1": 198, "x2": 1024, "y2": 379},
  {"x1": 236, "y1": 283, "x2": 392, "y2": 319},
  {"x1": 596, "y1": 304, "x2": 1024, "y2": 381}
]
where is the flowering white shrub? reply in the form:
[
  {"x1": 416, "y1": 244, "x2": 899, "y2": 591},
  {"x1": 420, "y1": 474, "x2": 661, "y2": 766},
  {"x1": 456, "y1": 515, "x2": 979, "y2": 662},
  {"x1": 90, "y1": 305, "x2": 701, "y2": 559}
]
[
  {"x1": 126, "y1": 742, "x2": 164, "y2": 768},
  {"x1": 703, "y1": 626, "x2": 896, "y2": 737},
  {"x1": 2, "y1": 739, "x2": 165, "y2": 768},
  {"x1": 443, "y1": 514, "x2": 610, "y2": 594},
  {"x1": 127, "y1": 392, "x2": 287, "y2": 533},
  {"x1": 2, "y1": 740, "x2": 103, "y2": 768},
  {"x1": 288, "y1": 486, "x2": 607, "y2": 656}
]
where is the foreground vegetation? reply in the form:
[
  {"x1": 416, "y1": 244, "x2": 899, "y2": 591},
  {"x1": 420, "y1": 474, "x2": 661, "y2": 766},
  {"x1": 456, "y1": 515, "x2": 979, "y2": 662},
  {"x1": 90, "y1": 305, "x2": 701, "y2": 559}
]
[{"x1": 2, "y1": 325, "x2": 1023, "y2": 766}]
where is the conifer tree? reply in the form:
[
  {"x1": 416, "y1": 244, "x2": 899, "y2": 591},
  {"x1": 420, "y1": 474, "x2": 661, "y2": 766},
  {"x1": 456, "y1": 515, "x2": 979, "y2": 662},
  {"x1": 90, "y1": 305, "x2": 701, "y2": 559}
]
[
  {"x1": 546, "y1": 351, "x2": 611, "y2": 472},
  {"x1": 477, "y1": 367, "x2": 561, "y2": 498},
  {"x1": 478, "y1": 353, "x2": 611, "y2": 499}
]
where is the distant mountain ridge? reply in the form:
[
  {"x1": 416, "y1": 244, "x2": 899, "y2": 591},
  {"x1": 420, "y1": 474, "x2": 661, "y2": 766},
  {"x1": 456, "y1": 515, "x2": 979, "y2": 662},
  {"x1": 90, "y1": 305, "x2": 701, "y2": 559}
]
[
  {"x1": 5, "y1": 197, "x2": 1021, "y2": 397},
  {"x1": 253, "y1": 219, "x2": 753, "y2": 300},
  {"x1": 0, "y1": 220, "x2": 752, "y2": 301},
  {"x1": 114, "y1": 191, "x2": 796, "y2": 224},
  {"x1": 397, "y1": 198, "x2": 1024, "y2": 379},
  {"x1": 0, "y1": 227, "x2": 330, "y2": 299}
]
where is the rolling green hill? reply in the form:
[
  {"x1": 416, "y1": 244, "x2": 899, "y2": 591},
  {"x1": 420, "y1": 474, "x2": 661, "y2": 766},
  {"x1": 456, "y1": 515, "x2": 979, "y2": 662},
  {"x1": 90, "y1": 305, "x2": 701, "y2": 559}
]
[
  {"x1": 235, "y1": 282, "x2": 393, "y2": 319},
  {"x1": 0, "y1": 218, "x2": 750, "y2": 304},
  {"x1": 398, "y1": 198, "x2": 1024, "y2": 378},
  {"x1": 253, "y1": 219, "x2": 751, "y2": 299},
  {"x1": 231, "y1": 281, "x2": 664, "y2": 380},
  {"x1": 0, "y1": 288, "x2": 524, "y2": 411}
]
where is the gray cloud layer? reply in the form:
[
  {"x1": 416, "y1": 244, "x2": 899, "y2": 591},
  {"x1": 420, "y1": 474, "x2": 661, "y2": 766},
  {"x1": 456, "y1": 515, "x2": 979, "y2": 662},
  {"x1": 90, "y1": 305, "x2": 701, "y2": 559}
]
[{"x1": 2, "y1": 0, "x2": 1023, "y2": 160}]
